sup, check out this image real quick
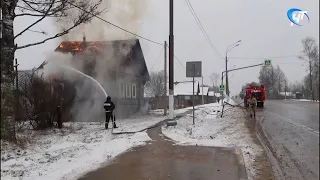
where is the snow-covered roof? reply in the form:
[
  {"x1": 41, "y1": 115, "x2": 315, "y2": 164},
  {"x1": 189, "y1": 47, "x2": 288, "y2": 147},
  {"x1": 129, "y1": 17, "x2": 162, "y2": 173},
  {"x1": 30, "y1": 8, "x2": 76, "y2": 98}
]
[
  {"x1": 207, "y1": 91, "x2": 221, "y2": 97},
  {"x1": 208, "y1": 91, "x2": 215, "y2": 96},
  {"x1": 279, "y1": 92, "x2": 293, "y2": 96},
  {"x1": 173, "y1": 81, "x2": 209, "y2": 96}
]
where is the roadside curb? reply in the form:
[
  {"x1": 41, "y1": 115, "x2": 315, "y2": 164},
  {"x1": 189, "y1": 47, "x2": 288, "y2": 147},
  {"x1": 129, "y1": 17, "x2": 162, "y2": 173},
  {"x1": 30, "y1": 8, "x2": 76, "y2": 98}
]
[
  {"x1": 239, "y1": 105, "x2": 281, "y2": 180},
  {"x1": 111, "y1": 109, "x2": 193, "y2": 135},
  {"x1": 255, "y1": 117, "x2": 283, "y2": 180},
  {"x1": 235, "y1": 148, "x2": 248, "y2": 180}
]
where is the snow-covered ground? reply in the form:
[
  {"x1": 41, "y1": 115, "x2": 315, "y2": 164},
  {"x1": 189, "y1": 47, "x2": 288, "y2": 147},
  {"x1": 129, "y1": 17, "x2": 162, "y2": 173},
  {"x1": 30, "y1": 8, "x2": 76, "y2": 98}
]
[
  {"x1": 1, "y1": 107, "x2": 196, "y2": 180},
  {"x1": 162, "y1": 103, "x2": 263, "y2": 180},
  {"x1": 289, "y1": 99, "x2": 319, "y2": 102},
  {"x1": 148, "y1": 107, "x2": 190, "y2": 116},
  {"x1": 1, "y1": 113, "x2": 166, "y2": 180},
  {"x1": 1, "y1": 102, "x2": 260, "y2": 180},
  {"x1": 112, "y1": 113, "x2": 164, "y2": 133}
]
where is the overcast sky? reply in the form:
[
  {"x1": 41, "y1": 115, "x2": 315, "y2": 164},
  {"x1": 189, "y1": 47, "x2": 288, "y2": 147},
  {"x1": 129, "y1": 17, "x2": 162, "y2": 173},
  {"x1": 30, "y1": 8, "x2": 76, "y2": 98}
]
[{"x1": 14, "y1": 0, "x2": 319, "y2": 96}]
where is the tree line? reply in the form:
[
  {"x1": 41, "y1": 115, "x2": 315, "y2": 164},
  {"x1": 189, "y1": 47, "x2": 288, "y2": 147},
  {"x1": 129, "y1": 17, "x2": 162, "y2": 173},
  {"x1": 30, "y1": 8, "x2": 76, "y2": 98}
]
[{"x1": 258, "y1": 37, "x2": 319, "y2": 100}]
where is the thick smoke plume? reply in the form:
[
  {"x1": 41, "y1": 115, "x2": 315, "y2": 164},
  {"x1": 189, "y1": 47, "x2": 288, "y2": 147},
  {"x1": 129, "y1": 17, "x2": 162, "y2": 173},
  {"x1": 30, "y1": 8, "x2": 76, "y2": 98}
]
[
  {"x1": 43, "y1": 0, "x2": 149, "y2": 122},
  {"x1": 55, "y1": 0, "x2": 147, "y2": 41}
]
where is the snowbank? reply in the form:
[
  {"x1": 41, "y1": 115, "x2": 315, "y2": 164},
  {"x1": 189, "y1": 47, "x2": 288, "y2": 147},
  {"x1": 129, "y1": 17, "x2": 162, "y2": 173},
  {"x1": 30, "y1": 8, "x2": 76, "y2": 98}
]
[
  {"x1": 222, "y1": 92, "x2": 239, "y2": 106},
  {"x1": 112, "y1": 114, "x2": 164, "y2": 133},
  {"x1": 290, "y1": 99, "x2": 319, "y2": 102},
  {"x1": 1, "y1": 118, "x2": 158, "y2": 180},
  {"x1": 162, "y1": 104, "x2": 263, "y2": 180},
  {"x1": 148, "y1": 106, "x2": 194, "y2": 117}
]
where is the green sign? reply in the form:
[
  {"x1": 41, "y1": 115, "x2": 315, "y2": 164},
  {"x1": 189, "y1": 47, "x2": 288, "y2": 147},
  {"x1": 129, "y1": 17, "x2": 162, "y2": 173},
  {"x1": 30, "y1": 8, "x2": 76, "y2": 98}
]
[
  {"x1": 219, "y1": 84, "x2": 225, "y2": 92},
  {"x1": 264, "y1": 59, "x2": 272, "y2": 67}
]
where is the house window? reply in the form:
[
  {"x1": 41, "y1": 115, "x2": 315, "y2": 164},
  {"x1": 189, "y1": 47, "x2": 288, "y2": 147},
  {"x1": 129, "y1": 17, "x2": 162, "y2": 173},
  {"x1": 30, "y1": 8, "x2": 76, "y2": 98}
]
[
  {"x1": 126, "y1": 83, "x2": 131, "y2": 98},
  {"x1": 119, "y1": 82, "x2": 125, "y2": 98},
  {"x1": 132, "y1": 83, "x2": 137, "y2": 99}
]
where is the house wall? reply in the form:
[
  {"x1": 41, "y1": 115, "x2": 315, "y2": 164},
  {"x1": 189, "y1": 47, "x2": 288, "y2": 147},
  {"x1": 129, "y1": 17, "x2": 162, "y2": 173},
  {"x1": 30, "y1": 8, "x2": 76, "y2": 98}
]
[
  {"x1": 111, "y1": 43, "x2": 147, "y2": 118},
  {"x1": 101, "y1": 71, "x2": 143, "y2": 119},
  {"x1": 63, "y1": 40, "x2": 149, "y2": 120},
  {"x1": 115, "y1": 75, "x2": 143, "y2": 118}
]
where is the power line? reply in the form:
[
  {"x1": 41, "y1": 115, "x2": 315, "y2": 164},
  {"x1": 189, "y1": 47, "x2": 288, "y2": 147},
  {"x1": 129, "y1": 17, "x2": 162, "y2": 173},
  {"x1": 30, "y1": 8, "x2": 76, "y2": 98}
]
[
  {"x1": 67, "y1": 2, "x2": 163, "y2": 46},
  {"x1": 69, "y1": 2, "x2": 187, "y2": 70},
  {"x1": 150, "y1": 46, "x2": 164, "y2": 70},
  {"x1": 228, "y1": 55, "x2": 304, "y2": 60},
  {"x1": 185, "y1": 0, "x2": 220, "y2": 56},
  {"x1": 184, "y1": 0, "x2": 223, "y2": 59},
  {"x1": 164, "y1": 44, "x2": 186, "y2": 69},
  {"x1": 173, "y1": 54, "x2": 185, "y2": 68}
]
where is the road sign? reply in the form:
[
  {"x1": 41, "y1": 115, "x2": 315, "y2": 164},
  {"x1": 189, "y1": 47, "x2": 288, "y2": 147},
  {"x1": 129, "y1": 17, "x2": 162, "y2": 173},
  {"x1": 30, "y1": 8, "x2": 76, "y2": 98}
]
[
  {"x1": 264, "y1": 59, "x2": 272, "y2": 67},
  {"x1": 186, "y1": 61, "x2": 202, "y2": 77},
  {"x1": 219, "y1": 84, "x2": 225, "y2": 92}
]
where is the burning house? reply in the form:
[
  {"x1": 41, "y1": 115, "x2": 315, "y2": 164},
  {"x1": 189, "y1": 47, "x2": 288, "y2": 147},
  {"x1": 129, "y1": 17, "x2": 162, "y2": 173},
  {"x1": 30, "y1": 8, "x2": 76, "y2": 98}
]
[{"x1": 50, "y1": 37, "x2": 150, "y2": 119}]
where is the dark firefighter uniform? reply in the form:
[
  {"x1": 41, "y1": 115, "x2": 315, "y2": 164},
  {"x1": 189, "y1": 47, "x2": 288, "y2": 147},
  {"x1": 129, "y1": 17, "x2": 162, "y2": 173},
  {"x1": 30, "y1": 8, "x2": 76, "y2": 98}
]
[{"x1": 103, "y1": 96, "x2": 117, "y2": 129}]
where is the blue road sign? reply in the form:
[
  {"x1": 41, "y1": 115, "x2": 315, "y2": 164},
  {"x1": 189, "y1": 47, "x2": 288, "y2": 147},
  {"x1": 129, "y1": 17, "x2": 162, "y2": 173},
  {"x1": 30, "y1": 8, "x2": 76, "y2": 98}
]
[
  {"x1": 264, "y1": 59, "x2": 272, "y2": 67},
  {"x1": 219, "y1": 85, "x2": 225, "y2": 92}
]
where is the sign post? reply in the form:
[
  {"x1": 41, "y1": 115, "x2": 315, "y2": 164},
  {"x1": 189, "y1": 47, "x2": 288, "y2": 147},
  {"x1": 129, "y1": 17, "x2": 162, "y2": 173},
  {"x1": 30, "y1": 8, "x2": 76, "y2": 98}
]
[{"x1": 186, "y1": 61, "x2": 202, "y2": 125}]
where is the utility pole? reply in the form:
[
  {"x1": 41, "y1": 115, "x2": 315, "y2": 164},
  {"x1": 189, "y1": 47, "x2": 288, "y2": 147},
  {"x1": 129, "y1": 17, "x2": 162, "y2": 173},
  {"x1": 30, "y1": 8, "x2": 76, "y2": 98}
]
[
  {"x1": 271, "y1": 67, "x2": 274, "y2": 98},
  {"x1": 202, "y1": 76, "x2": 204, "y2": 104},
  {"x1": 163, "y1": 41, "x2": 167, "y2": 116},
  {"x1": 222, "y1": 63, "x2": 263, "y2": 98},
  {"x1": 192, "y1": 64, "x2": 195, "y2": 125},
  {"x1": 225, "y1": 40, "x2": 241, "y2": 96},
  {"x1": 167, "y1": 0, "x2": 177, "y2": 126},
  {"x1": 225, "y1": 55, "x2": 229, "y2": 96}
]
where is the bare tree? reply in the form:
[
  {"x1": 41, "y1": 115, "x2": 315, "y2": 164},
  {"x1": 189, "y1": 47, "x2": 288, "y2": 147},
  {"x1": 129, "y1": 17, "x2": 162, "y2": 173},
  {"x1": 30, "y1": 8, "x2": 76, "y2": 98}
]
[
  {"x1": 283, "y1": 77, "x2": 289, "y2": 98},
  {"x1": 299, "y1": 37, "x2": 319, "y2": 101},
  {"x1": 1, "y1": 0, "x2": 102, "y2": 140},
  {"x1": 209, "y1": 72, "x2": 220, "y2": 87},
  {"x1": 275, "y1": 66, "x2": 286, "y2": 94},
  {"x1": 17, "y1": 69, "x2": 76, "y2": 130},
  {"x1": 2, "y1": 0, "x2": 103, "y2": 75},
  {"x1": 259, "y1": 65, "x2": 286, "y2": 99},
  {"x1": 145, "y1": 70, "x2": 166, "y2": 98},
  {"x1": 258, "y1": 66, "x2": 273, "y2": 96}
]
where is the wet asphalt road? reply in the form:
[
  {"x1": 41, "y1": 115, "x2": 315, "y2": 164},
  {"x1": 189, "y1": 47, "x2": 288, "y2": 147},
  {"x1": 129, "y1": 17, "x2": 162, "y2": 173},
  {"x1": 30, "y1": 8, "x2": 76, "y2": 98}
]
[{"x1": 256, "y1": 100, "x2": 319, "y2": 180}]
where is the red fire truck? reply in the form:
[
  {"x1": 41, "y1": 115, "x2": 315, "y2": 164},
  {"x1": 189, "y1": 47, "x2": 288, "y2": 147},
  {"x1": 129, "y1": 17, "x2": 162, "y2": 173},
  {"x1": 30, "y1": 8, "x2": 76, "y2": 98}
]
[{"x1": 244, "y1": 84, "x2": 265, "y2": 108}]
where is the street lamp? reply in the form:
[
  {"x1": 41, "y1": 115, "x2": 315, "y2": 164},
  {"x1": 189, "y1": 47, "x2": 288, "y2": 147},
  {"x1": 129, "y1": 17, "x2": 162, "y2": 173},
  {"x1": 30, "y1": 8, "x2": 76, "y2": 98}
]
[{"x1": 225, "y1": 40, "x2": 241, "y2": 96}]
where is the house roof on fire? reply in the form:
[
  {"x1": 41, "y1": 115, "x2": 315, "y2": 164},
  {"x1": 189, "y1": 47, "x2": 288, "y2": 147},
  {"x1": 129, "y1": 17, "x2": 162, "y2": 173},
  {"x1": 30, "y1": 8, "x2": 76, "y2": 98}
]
[
  {"x1": 54, "y1": 39, "x2": 139, "y2": 53},
  {"x1": 41, "y1": 39, "x2": 149, "y2": 83}
]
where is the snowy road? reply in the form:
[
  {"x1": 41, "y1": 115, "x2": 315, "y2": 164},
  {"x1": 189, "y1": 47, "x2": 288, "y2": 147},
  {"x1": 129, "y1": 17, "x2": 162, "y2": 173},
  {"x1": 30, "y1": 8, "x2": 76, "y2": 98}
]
[{"x1": 256, "y1": 100, "x2": 319, "y2": 180}]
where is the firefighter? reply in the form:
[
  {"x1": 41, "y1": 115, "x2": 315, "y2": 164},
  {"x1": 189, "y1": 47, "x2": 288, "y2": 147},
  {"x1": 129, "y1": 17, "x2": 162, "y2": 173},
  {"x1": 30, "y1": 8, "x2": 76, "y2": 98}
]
[
  {"x1": 247, "y1": 94, "x2": 257, "y2": 118},
  {"x1": 103, "y1": 96, "x2": 118, "y2": 129}
]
